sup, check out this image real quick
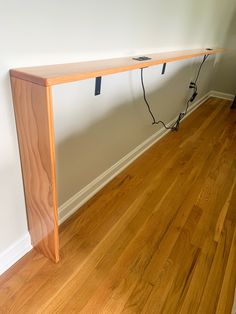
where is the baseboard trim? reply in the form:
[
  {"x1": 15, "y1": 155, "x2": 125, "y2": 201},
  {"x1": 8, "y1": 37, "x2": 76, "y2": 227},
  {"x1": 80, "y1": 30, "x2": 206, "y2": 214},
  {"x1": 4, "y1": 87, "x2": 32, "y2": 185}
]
[
  {"x1": 210, "y1": 90, "x2": 234, "y2": 101},
  {"x1": 58, "y1": 91, "x2": 211, "y2": 224},
  {"x1": 0, "y1": 233, "x2": 32, "y2": 275}
]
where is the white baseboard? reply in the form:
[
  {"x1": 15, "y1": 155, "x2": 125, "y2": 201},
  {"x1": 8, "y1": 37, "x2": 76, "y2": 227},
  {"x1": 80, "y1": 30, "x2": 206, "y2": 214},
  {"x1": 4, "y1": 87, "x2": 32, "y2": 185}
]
[
  {"x1": 0, "y1": 233, "x2": 32, "y2": 275},
  {"x1": 210, "y1": 90, "x2": 234, "y2": 101},
  {"x1": 1, "y1": 90, "x2": 228, "y2": 275},
  {"x1": 58, "y1": 91, "x2": 211, "y2": 224}
]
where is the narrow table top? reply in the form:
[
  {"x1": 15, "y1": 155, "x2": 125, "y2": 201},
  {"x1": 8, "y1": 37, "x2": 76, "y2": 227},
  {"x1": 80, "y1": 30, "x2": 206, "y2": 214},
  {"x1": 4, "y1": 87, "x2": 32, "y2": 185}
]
[{"x1": 10, "y1": 48, "x2": 223, "y2": 87}]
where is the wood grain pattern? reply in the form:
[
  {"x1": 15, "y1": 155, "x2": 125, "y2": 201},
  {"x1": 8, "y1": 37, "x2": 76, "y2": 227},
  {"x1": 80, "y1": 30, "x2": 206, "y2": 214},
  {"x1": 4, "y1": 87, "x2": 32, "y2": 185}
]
[
  {"x1": 10, "y1": 77, "x2": 59, "y2": 263},
  {"x1": 10, "y1": 48, "x2": 224, "y2": 86},
  {"x1": 1, "y1": 97, "x2": 235, "y2": 313},
  {"x1": 216, "y1": 227, "x2": 236, "y2": 314}
]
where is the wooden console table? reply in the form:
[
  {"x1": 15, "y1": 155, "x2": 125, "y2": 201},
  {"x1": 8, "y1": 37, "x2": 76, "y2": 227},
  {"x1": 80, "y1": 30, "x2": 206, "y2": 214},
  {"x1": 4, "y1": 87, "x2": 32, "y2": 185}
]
[{"x1": 10, "y1": 48, "x2": 223, "y2": 262}]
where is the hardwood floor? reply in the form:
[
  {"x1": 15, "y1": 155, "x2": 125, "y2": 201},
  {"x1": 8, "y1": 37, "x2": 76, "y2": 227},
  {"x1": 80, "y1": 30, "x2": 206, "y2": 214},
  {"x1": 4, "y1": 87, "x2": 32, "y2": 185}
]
[{"x1": 0, "y1": 97, "x2": 236, "y2": 313}]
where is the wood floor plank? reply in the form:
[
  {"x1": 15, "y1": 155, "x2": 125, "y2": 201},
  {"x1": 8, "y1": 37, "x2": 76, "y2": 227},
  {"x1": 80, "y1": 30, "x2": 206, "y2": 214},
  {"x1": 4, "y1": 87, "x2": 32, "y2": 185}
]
[
  {"x1": 179, "y1": 233, "x2": 217, "y2": 314},
  {"x1": 121, "y1": 278, "x2": 154, "y2": 313},
  {"x1": 0, "y1": 97, "x2": 235, "y2": 314},
  {"x1": 216, "y1": 227, "x2": 236, "y2": 314},
  {"x1": 197, "y1": 220, "x2": 235, "y2": 314},
  {"x1": 215, "y1": 175, "x2": 236, "y2": 242},
  {"x1": 141, "y1": 206, "x2": 201, "y2": 314}
]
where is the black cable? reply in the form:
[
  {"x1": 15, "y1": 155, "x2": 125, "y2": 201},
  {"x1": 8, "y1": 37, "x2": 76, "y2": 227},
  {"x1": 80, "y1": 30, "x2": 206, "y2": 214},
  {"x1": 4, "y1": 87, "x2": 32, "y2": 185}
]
[
  {"x1": 184, "y1": 99, "x2": 191, "y2": 115},
  {"x1": 184, "y1": 54, "x2": 209, "y2": 115},
  {"x1": 194, "y1": 54, "x2": 209, "y2": 85},
  {"x1": 141, "y1": 54, "x2": 209, "y2": 131},
  {"x1": 140, "y1": 68, "x2": 157, "y2": 125}
]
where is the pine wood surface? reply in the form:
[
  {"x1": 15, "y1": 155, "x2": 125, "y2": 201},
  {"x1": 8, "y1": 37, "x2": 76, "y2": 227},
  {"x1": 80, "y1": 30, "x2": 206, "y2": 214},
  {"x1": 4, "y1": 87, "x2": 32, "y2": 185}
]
[
  {"x1": 10, "y1": 48, "x2": 223, "y2": 86},
  {"x1": 0, "y1": 97, "x2": 235, "y2": 313},
  {"x1": 10, "y1": 77, "x2": 59, "y2": 263}
]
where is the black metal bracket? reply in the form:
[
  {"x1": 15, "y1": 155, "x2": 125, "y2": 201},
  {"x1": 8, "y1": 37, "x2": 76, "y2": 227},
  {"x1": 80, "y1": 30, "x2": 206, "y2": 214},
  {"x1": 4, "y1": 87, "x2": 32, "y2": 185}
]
[
  {"x1": 161, "y1": 63, "x2": 167, "y2": 75},
  {"x1": 95, "y1": 77, "x2": 102, "y2": 96}
]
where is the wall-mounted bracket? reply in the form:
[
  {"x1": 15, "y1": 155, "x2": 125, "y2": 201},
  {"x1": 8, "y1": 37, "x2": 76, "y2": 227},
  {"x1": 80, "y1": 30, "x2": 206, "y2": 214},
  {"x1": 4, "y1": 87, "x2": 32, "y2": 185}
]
[
  {"x1": 95, "y1": 76, "x2": 102, "y2": 96},
  {"x1": 161, "y1": 63, "x2": 167, "y2": 75}
]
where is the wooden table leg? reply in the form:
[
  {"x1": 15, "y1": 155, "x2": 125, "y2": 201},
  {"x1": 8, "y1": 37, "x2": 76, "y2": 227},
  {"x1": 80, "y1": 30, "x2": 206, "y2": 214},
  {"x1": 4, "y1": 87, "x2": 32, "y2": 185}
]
[
  {"x1": 231, "y1": 95, "x2": 236, "y2": 109},
  {"x1": 10, "y1": 77, "x2": 59, "y2": 263}
]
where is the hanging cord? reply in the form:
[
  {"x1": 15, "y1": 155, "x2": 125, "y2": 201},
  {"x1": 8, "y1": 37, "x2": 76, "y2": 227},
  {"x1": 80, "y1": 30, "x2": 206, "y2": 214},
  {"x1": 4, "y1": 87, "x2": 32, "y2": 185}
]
[
  {"x1": 184, "y1": 54, "x2": 209, "y2": 115},
  {"x1": 141, "y1": 54, "x2": 209, "y2": 131},
  {"x1": 140, "y1": 68, "x2": 177, "y2": 130}
]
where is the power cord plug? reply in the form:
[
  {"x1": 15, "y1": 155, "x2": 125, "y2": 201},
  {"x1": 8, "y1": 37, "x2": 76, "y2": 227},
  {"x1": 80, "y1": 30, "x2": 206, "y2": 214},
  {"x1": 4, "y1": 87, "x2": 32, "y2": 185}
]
[
  {"x1": 190, "y1": 91, "x2": 198, "y2": 102},
  {"x1": 172, "y1": 112, "x2": 185, "y2": 131},
  {"x1": 189, "y1": 82, "x2": 196, "y2": 89}
]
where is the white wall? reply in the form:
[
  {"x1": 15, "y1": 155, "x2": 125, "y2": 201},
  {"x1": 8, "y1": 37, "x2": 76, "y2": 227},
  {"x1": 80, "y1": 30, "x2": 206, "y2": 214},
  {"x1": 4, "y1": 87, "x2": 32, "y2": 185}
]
[
  {"x1": 211, "y1": 6, "x2": 236, "y2": 94},
  {"x1": 0, "y1": 0, "x2": 235, "y2": 271}
]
